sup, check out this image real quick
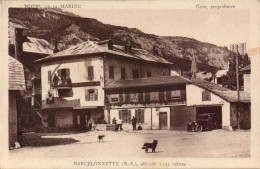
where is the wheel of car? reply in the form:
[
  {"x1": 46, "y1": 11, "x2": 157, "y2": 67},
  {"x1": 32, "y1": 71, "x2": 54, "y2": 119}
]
[{"x1": 197, "y1": 125, "x2": 203, "y2": 132}]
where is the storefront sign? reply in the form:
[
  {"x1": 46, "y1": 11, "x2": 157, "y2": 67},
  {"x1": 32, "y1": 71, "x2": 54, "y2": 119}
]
[{"x1": 72, "y1": 81, "x2": 100, "y2": 87}]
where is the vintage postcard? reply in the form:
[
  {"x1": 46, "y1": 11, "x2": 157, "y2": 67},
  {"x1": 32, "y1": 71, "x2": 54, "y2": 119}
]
[{"x1": 1, "y1": 0, "x2": 260, "y2": 168}]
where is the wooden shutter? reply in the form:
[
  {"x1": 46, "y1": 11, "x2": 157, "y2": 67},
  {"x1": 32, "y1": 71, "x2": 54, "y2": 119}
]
[
  {"x1": 48, "y1": 71, "x2": 51, "y2": 83},
  {"x1": 66, "y1": 69, "x2": 70, "y2": 77},
  {"x1": 125, "y1": 91, "x2": 130, "y2": 103},
  {"x1": 159, "y1": 90, "x2": 165, "y2": 102},
  {"x1": 141, "y1": 109, "x2": 144, "y2": 123},
  {"x1": 138, "y1": 92, "x2": 143, "y2": 102},
  {"x1": 166, "y1": 90, "x2": 171, "y2": 101},
  {"x1": 128, "y1": 110, "x2": 131, "y2": 123},
  {"x1": 88, "y1": 66, "x2": 94, "y2": 78},
  {"x1": 94, "y1": 89, "x2": 98, "y2": 101},
  {"x1": 135, "y1": 109, "x2": 138, "y2": 122},
  {"x1": 85, "y1": 89, "x2": 89, "y2": 101},
  {"x1": 119, "y1": 110, "x2": 122, "y2": 119},
  {"x1": 145, "y1": 92, "x2": 150, "y2": 102},
  {"x1": 57, "y1": 69, "x2": 61, "y2": 77},
  {"x1": 119, "y1": 91, "x2": 123, "y2": 103}
]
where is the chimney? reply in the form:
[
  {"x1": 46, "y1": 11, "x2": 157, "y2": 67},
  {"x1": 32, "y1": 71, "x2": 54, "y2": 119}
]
[
  {"x1": 125, "y1": 38, "x2": 131, "y2": 52},
  {"x1": 108, "y1": 39, "x2": 113, "y2": 50}
]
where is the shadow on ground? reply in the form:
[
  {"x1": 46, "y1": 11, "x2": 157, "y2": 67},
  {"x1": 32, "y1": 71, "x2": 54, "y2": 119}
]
[{"x1": 21, "y1": 134, "x2": 79, "y2": 147}]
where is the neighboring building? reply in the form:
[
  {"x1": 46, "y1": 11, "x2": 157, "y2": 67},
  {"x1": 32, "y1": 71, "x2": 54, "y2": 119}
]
[
  {"x1": 240, "y1": 64, "x2": 251, "y2": 93},
  {"x1": 8, "y1": 56, "x2": 26, "y2": 148},
  {"x1": 9, "y1": 21, "x2": 53, "y2": 132},
  {"x1": 104, "y1": 76, "x2": 251, "y2": 130},
  {"x1": 35, "y1": 40, "x2": 172, "y2": 131},
  {"x1": 190, "y1": 78, "x2": 251, "y2": 130},
  {"x1": 230, "y1": 43, "x2": 247, "y2": 55},
  {"x1": 104, "y1": 76, "x2": 190, "y2": 130}
]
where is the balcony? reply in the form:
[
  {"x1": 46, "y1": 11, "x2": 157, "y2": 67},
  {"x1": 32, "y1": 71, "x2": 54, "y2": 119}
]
[{"x1": 51, "y1": 78, "x2": 72, "y2": 90}]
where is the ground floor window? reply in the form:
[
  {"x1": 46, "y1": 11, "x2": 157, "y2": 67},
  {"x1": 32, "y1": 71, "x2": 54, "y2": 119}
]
[
  {"x1": 135, "y1": 109, "x2": 144, "y2": 123},
  {"x1": 119, "y1": 110, "x2": 131, "y2": 123}
]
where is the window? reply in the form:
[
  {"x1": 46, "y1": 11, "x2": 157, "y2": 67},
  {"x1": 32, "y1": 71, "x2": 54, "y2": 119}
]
[
  {"x1": 150, "y1": 92, "x2": 159, "y2": 101},
  {"x1": 111, "y1": 94, "x2": 119, "y2": 103},
  {"x1": 135, "y1": 109, "x2": 144, "y2": 123},
  {"x1": 58, "y1": 68, "x2": 70, "y2": 78},
  {"x1": 119, "y1": 110, "x2": 131, "y2": 123},
  {"x1": 88, "y1": 66, "x2": 94, "y2": 80},
  {"x1": 132, "y1": 69, "x2": 139, "y2": 79},
  {"x1": 48, "y1": 71, "x2": 51, "y2": 84},
  {"x1": 171, "y1": 90, "x2": 181, "y2": 100},
  {"x1": 85, "y1": 89, "x2": 98, "y2": 101},
  {"x1": 109, "y1": 66, "x2": 114, "y2": 79},
  {"x1": 147, "y1": 71, "x2": 152, "y2": 77},
  {"x1": 121, "y1": 68, "x2": 126, "y2": 80},
  {"x1": 130, "y1": 93, "x2": 138, "y2": 102},
  {"x1": 202, "y1": 90, "x2": 211, "y2": 101}
]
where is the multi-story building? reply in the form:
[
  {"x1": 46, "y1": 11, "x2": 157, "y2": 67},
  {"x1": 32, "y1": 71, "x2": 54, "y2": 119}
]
[
  {"x1": 35, "y1": 40, "x2": 172, "y2": 131},
  {"x1": 230, "y1": 42, "x2": 246, "y2": 55}
]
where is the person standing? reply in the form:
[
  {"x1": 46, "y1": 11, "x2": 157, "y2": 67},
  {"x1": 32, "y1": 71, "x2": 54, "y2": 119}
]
[
  {"x1": 131, "y1": 116, "x2": 137, "y2": 131},
  {"x1": 117, "y1": 118, "x2": 124, "y2": 131}
]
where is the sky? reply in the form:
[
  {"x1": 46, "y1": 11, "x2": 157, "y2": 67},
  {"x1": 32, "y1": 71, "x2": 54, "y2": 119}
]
[{"x1": 65, "y1": 8, "x2": 250, "y2": 47}]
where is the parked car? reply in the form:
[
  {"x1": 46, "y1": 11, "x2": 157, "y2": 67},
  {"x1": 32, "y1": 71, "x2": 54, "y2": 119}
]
[{"x1": 187, "y1": 114, "x2": 217, "y2": 132}]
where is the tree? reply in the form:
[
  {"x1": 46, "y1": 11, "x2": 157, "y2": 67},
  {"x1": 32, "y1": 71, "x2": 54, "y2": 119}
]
[{"x1": 221, "y1": 52, "x2": 250, "y2": 90}]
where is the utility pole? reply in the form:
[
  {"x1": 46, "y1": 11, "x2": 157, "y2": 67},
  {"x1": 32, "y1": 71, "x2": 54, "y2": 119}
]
[{"x1": 236, "y1": 45, "x2": 240, "y2": 129}]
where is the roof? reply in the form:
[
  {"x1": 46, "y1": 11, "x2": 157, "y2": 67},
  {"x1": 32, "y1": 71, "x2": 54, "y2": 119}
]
[
  {"x1": 9, "y1": 22, "x2": 28, "y2": 29},
  {"x1": 215, "y1": 69, "x2": 228, "y2": 78},
  {"x1": 190, "y1": 77, "x2": 250, "y2": 102},
  {"x1": 9, "y1": 56, "x2": 26, "y2": 90},
  {"x1": 35, "y1": 40, "x2": 172, "y2": 64},
  {"x1": 104, "y1": 76, "x2": 191, "y2": 90},
  {"x1": 23, "y1": 37, "x2": 53, "y2": 54},
  {"x1": 240, "y1": 64, "x2": 251, "y2": 72}
]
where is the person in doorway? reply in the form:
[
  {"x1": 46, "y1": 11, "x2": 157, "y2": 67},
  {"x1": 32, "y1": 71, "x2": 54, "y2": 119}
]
[
  {"x1": 53, "y1": 73, "x2": 58, "y2": 86},
  {"x1": 88, "y1": 119, "x2": 92, "y2": 131},
  {"x1": 117, "y1": 118, "x2": 124, "y2": 131},
  {"x1": 131, "y1": 116, "x2": 137, "y2": 131}
]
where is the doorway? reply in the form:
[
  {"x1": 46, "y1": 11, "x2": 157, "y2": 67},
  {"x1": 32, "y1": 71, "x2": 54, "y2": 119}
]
[
  {"x1": 159, "y1": 112, "x2": 168, "y2": 130},
  {"x1": 73, "y1": 110, "x2": 90, "y2": 131}
]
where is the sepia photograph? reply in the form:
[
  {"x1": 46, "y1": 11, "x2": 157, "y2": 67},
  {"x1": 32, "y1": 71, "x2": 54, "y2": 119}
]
[{"x1": 1, "y1": 0, "x2": 260, "y2": 168}]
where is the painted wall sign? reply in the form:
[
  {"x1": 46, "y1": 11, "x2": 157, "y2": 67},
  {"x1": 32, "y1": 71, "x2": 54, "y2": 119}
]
[{"x1": 72, "y1": 81, "x2": 100, "y2": 87}]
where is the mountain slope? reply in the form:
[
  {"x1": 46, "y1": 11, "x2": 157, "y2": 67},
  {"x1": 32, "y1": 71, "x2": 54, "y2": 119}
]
[{"x1": 9, "y1": 8, "x2": 231, "y2": 70}]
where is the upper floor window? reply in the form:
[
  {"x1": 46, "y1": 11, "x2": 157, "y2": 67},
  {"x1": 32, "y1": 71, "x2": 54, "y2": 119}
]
[
  {"x1": 88, "y1": 66, "x2": 94, "y2": 80},
  {"x1": 121, "y1": 68, "x2": 126, "y2": 80},
  {"x1": 85, "y1": 89, "x2": 98, "y2": 101},
  {"x1": 202, "y1": 90, "x2": 211, "y2": 101},
  {"x1": 130, "y1": 92, "x2": 138, "y2": 102},
  {"x1": 150, "y1": 91, "x2": 159, "y2": 101},
  {"x1": 58, "y1": 68, "x2": 70, "y2": 78},
  {"x1": 171, "y1": 90, "x2": 181, "y2": 99},
  {"x1": 109, "y1": 66, "x2": 114, "y2": 79},
  {"x1": 147, "y1": 71, "x2": 152, "y2": 77},
  {"x1": 132, "y1": 69, "x2": 139, "y2": 79},
  {"x1": 53, "y1": 68, "x2": 71, "y2": 87}
]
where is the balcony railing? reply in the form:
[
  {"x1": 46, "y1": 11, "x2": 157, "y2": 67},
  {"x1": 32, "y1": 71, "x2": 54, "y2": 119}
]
[{"x1": 51, "y1": 78, "x2": 72, "y2": 89}]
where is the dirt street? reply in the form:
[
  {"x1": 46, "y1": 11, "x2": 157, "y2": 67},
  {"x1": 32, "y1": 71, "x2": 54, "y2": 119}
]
[{"x1": 9, "y1": 130, "x2": 250, "y2": 158}]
